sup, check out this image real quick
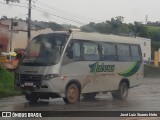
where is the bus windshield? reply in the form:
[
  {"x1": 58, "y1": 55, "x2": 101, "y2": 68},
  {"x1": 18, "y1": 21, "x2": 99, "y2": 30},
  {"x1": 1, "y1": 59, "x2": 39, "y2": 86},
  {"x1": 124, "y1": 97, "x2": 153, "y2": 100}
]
[{"x1": 20, "y1": 34, "x2": 68, "y2": 66}]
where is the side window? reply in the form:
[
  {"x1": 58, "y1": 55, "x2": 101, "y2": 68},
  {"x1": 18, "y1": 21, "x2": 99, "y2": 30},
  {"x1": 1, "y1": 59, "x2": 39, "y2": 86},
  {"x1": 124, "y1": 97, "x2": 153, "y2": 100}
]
[
  {"x1": 131, "y1": 45, "x2": 141, "y2": 61},
  {"x1": 72, "y1": 42, "x2": 81, "y2": 58},
  {"x1": 83, "y1": 42, "x2": 100, "y2": 61},
  {"x1": 117, "y1": 44, "x2": 131, "y2": 61},
  {"x1": 101, "y1": 43, "x2": 117, "y2": 61},
  {"x1": 62, "y1": 41, "x2": 81, "y2": 64}
]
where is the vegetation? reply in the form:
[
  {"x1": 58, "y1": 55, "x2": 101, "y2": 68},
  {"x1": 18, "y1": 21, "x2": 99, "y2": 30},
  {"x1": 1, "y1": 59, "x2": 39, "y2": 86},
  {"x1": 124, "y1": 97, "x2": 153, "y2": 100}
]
[
  {"x1": 144, "y1": 64, "x2": 160, "y2": 78},
  {"x1": 80, "y1": 16, "x2": 150, "y2": 38},
  {"x1": 33, "y1": 21, "x2": 77, "y2": 31},
  {"x1": 0, "y1": 67, "x2": 21, "y2": 98},
  {"x1": 5, "y1": 0, "x2": 20, "y2": 4}
]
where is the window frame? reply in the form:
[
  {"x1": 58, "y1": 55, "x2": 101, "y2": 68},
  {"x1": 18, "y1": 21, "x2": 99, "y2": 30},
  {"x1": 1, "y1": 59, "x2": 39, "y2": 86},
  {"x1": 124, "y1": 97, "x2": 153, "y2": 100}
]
[
  {"x1": 130, "y1": 44, "x2": 142, "y2": 61},
  {"x1": 100, "y1": 42, "x2": 118, "y2": 61},
  {"x1": 82, "y1": 40, "x2": 101, "y2": 61},
  {"x1": 63, "y1": 39, "x2": 143, "y2": 63},
  {"x1": 116, "y1": 43, "x2": 132, "y2": 61}
]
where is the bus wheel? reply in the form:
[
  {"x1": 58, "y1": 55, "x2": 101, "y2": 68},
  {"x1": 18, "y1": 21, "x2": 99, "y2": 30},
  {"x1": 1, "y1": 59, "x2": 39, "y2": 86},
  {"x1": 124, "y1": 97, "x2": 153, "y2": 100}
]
[
  {"x1": 63, "y1": 83, "x2": 80, "y2": 104},
  {"x1": 111, "y1": 82, "x2": 128, "y2": 99},
  {"x1": 111, "y1": 91, "x2": 119, "y2": 99},
  {"x1": 25, "y1": 93, "x2": 39, "y2": 103},
  {"x1": 83, "y1": 92, "x2": 97, "y2": 100}
]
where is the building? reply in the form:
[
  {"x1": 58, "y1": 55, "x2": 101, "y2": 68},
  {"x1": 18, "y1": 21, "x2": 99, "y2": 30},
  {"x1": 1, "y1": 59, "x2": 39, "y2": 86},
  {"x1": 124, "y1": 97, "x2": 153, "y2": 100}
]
[
  {"x1": 12, "y1": 28, "x2": 54, "y2": 51},
  {"x1": 0, "y1": 19, "x2": 54, "y2": 51},
  {"x1": 0, "y1": 23, "x2": 9, "y2": 52},
  {"x1": 0, "y1": 19, "x2": 35, "y2": 31},
  {"x1": 137, "y1": 37, "x2": 151, "y2": 62}
]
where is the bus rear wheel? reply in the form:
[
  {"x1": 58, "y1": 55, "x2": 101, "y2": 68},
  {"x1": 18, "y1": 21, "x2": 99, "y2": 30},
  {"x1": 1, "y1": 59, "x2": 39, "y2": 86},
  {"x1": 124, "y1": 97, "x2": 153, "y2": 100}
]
[
  {"x1": 63, "y1": 83, "x2": 80, "y2": 104},
  {"x1": 111, "y1": 82, "x2": 128, "y2": 100}
]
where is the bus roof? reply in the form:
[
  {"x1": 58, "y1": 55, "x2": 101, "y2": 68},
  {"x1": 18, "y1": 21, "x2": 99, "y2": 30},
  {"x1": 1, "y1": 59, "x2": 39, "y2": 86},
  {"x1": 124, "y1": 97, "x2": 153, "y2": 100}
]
[
  {"x1": 70, "y1": 31, "x2": 151, "y2": 44},
  {"x1": 37, "y1": 31, "x2": 150, "y2": 45}
]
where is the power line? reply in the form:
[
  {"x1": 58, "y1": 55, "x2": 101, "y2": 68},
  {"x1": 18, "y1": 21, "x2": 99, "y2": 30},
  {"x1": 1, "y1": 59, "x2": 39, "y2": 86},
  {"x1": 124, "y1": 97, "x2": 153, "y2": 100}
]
[
  {"x1": 32, "y1": 7, "x2": 85, "y2": 25},
  {"x1": 0, "y1": 1, "x2": 85, "y2": 25},
  {"x1": 34, "y1": 6, "x2": 88, "y2": 24},
  {"x1": 36, "y1": 6, "x2": 86, "y2": 21},
  {"x1": 37, "y1": 1, "x2": 99, "y2": 22}
]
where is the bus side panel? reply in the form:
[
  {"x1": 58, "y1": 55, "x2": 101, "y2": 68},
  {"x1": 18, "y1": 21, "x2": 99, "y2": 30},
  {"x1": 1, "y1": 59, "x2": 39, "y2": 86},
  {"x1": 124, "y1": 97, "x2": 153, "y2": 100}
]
[
  {"x1": 60, "y1": 61, "x2": 143, "y2": 94},
  {"x1": 116, "y1": 61, "x2": 144, "y2": 88},
  {"x1": 61, "y1": 61, "x2": 99, "y2": 93},
  {"x1": 60, "y1": 61, "x2": 116, "y2": 94}
]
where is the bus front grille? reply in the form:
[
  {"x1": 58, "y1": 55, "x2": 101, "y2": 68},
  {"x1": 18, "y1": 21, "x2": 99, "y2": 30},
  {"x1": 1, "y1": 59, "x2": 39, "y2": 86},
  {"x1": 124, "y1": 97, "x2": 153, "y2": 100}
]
[{"x1": 20, "y1": 74, "x2": 43, "y2": 88}]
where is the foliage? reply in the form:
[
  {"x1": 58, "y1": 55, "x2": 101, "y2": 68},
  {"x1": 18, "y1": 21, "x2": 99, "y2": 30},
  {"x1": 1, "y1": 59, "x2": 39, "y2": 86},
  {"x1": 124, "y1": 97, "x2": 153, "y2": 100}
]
[
  {"x1": 131, "y1": 22, "x2": 149, "y2": 38},
  {"x1": 1, "y1": 15, "x2": 8, "y2": 20},
  {"x1": 151, "y1": 31, "x2": 160, "y2": 42},
  {"x1": 32, "y1": 21, "x2": 65, "y2": 31},
  {"x1": 5, "y1": 0, "x2": 20, "y2": 3},
  {"x1": 144, "y1": 64, "x2": 160, "y2": 78},
  {"x1": 0, "y1": 67, "x2": 21, "y2": 98},
  {"x1": 147, "y1": 26, "x2": 160, "y2": 42},
  {"x1": 0, "y1": 68, "x2": 14, "y2": 89},
  {"x1": 81, "y1": 16, "x2": 150, "y2": 38}
]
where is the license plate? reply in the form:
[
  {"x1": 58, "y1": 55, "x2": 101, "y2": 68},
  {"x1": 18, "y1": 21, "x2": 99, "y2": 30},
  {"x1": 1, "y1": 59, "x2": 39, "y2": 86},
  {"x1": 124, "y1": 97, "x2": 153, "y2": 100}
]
[{"x1": 24, "y1": 82, "x2": 33, "y2": 86}]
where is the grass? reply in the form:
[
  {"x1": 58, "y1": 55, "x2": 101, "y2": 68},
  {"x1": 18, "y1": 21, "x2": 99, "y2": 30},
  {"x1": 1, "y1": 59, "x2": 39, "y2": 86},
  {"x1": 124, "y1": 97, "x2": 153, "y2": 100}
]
[
  {"x1": 0, "y1": 66, "x2": 21, "y2": 98},
  {"x1": 0, "y1": 88, "x2": 21, "y2": 98},
  {"x1": 144, "y1": 64, "x2": 160, "y2": 78},
  {"x1": 147, "y1": 26, "x2": 160, "y2": 32}
]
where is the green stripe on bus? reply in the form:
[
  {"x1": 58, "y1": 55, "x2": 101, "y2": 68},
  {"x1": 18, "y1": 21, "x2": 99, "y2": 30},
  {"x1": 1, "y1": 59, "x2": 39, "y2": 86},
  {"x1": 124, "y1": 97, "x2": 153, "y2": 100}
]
[{"x1": 118, "y1": 62, "x2": 141, "y2": 77}]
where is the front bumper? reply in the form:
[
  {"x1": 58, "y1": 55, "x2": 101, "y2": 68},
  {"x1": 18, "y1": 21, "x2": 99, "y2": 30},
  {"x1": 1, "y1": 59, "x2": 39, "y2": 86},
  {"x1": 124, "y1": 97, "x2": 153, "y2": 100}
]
[{"x1": 15, "y1": 74, "x2": 65, "y2": 97}]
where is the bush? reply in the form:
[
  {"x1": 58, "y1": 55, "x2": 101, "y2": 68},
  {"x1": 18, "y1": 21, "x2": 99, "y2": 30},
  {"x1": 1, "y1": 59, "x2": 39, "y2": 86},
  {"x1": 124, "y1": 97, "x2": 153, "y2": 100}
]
[
  {"x1": 0, "y1": 67, "x2": 21, "y2": 98},
  {"x1": 144, "y1": 64, "x2": 160, "y2": 78}
]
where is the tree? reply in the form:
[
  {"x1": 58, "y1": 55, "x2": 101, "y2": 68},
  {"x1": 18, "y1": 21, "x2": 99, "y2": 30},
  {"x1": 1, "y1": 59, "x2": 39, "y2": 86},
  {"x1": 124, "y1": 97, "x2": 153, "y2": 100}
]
[
  {"x1": 80, "y1": 22, "x2": 98, "y2": 32},
  {"x1": 1, "y1": 16, "x2": 8, "y2": 20},
  {"x1": 106, "y1": 16, "x2": 124, "y2": 34},
  {"x1": 5, "y1": 0, "x2": 20, "y2": 3},
  {"x1": 151, "y1": 31, "x2": 160, "y2": 42},
  {"x1": 129, "y1": 22, "x2": 149, "y2": 38}
]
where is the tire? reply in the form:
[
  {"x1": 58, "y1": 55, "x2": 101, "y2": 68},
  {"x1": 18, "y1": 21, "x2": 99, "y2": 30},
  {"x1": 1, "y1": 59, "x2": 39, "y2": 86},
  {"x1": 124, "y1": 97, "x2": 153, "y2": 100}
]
[
  {"x1": 111, "y1": 91, "x2": 119, "y2": 99},
  {"x1": 83, "y1": 92, "x2": 97, "y2": 100},
  {"x1": 63, "y1": 83, "x2": 80, "y2": 104},
  {"x1": 111, "y1": 82, "x2": 128, "y2": 100},
  {"x1": 25, "y1": 93, "x2": 39, "y2": 103},
  {"x1": 63, "y1": 98, "x2": 68, "y2": 103}
]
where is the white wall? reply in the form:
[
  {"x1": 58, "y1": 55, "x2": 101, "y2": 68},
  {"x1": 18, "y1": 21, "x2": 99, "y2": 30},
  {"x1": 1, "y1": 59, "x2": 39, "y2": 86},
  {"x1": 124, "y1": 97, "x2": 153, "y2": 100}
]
[
  {"x1": 137, "y1": 37, "x2": 151, "y2": 61},
  {"x1": 0, "y1": 19, "x2": 35, "y2": 31}
]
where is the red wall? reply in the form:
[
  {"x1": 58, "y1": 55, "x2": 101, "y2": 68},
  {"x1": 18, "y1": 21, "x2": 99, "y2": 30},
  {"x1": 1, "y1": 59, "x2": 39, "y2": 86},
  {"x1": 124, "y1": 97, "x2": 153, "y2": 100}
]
[{"x1": 0, "y1": 33, "x2": 8, "y2": 52}]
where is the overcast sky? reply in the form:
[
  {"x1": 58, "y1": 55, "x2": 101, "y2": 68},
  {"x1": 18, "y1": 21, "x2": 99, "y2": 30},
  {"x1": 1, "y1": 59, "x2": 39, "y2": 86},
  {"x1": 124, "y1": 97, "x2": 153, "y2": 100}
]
[{"x1": 0, "y1": 0, "x2": 160, "y2": 26}]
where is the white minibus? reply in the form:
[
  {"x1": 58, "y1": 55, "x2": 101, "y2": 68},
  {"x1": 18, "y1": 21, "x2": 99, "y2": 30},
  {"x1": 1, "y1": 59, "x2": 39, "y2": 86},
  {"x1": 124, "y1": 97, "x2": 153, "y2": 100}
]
[{"x1": 15, "y1": 30, "x2": 143, "y2": 104}]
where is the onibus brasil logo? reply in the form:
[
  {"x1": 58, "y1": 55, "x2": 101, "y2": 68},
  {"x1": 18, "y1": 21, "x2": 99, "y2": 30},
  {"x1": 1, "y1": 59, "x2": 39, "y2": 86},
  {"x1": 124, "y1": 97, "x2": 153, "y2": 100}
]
[{"x1": 89, "y1": 62, "x2": 115, "y2": 73}]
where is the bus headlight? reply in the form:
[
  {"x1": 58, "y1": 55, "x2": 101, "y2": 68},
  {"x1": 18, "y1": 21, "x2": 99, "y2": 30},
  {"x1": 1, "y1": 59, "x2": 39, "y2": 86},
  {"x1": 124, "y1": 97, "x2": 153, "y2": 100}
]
[{"x1": 43, "y1": 74, "x2": 59, "y2": 80}]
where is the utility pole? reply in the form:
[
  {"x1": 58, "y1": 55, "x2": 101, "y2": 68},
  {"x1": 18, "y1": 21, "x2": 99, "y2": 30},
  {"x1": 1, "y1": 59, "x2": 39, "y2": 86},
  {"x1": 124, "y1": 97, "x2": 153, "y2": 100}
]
[
  {"x1": 10, "y1": 18, "x2": 13, "y2": 52},
  {"x1": 145, "y1": 15, "x2": 148, "y2": 25},
  {"x1": 28, "y1": 0, "x2": 31, "y2": 45}
]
